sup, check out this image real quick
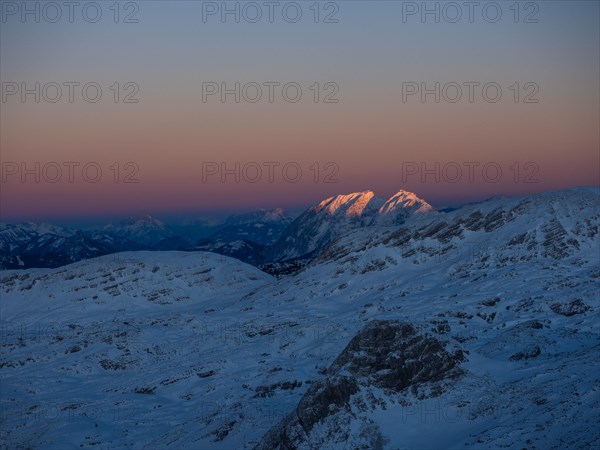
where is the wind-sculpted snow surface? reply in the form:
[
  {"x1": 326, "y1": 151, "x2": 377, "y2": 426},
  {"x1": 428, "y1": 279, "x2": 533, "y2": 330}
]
[{"x1": 1, "y1": 188, "x2": 599, "y2": 449}]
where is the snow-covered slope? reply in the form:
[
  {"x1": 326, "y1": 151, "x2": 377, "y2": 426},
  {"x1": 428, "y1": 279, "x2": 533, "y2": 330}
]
[{"x1": 1, "y1": 188, "x2": 598, "y2": 449}]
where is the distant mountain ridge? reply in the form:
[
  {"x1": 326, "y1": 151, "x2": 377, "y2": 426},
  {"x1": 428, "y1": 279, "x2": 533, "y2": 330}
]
[
  {"x1": 2, "y1": 188, "x2": 597, "y2": 270},
  {"x1": 0, "y1": 208, "x2": 295, "y2": 269}
]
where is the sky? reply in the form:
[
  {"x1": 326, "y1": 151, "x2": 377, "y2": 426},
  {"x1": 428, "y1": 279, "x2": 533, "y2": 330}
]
[{"x1": 1, "y1": 0, "x2": 599, "y2": 221}]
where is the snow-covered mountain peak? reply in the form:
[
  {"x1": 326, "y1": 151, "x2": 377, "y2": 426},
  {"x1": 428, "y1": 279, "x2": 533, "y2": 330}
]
[
  {"x1": 315, "y1": 191, "x2": 384, "y2": 217},
  {"x1": 127, "y1": 214, "x2": 165, "y2": 228},
  {"x1": 98, "y1": 215, "x2": 170, "y2": 247},
  {"x1": 271, "y1": 189, "x2": 436, "y2": 261},
  {"x1": 379, "y1": 190, "x2": 435, "y2": 214},
  {"x1": 101, "y1": 215, "x2": 165, "y2": 232},
  {"x1": 261, "y1": 208, "x2": 288, "y2": 221},
  {"x1": 224, "y1": 208, "x2": 292, "y2": 226},
  {"x1": 375, "y1": 190, "x2": 436, "y2": 225},
  {"x1": 20, "y1": 221, "x2": 73, "y2": 236},
  {"x1": 142, "y1": 214, "x2": 161, "y2": 223}
]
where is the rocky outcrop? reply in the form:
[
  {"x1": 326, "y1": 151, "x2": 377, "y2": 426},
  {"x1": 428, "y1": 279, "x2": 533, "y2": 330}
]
[
  {"x1": 256, "y1": 320, "x2": 464, "y2": 449},
  {"x1": 550, "y1": 299, "x2": 591, "y2": 316}
]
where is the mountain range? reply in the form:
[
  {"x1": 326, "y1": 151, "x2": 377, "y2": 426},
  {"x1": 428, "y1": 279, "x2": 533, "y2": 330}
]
[
  {"x1": 1, "y1": 186, "x2": 598, "y2": 449},
  {"x1": 269, "y1": 190, "x2": 434, "y2": 261},
  {"x1": 0, "y1": 191, "x2": 435, "y2": 270},
  {"x1": 2, "y1": 187, "x2": 597, "y2": 275},
  {"x1": 0, "y1": 209, "x2": 294, "y2": 270}
]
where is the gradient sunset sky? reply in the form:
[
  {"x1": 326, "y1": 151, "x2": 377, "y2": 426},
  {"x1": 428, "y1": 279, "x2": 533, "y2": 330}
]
[{"x1": 1, "y1": 1, "x2": 599, "y2": 221}]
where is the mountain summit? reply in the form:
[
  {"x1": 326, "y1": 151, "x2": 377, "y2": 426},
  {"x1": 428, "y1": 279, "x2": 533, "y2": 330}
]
[
  {"x1": 271, "y1": 189, "x2": 434, "y2": 261},
  {"x1": 101, "y1": 215, "x2": 169, "y2": 246},
  {"x1": 314, "y1": 191, "x2": 384, "y2": 217},
  {"x1": 376, "y1": 190, "x2": 434, "y2": 225}
]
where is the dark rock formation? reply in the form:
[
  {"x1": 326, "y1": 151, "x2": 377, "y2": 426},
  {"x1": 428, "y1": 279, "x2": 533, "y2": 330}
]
[
  {"x1": 256, "y1": 320, "x2": 464, "y2": 449},
  {"x1": 550, "y1": 299, "x2": 591, "y2": 316}
]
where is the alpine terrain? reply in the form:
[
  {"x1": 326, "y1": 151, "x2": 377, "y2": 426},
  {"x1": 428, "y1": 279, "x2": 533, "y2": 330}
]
[{"x1": 0, "y1": 187, "x2": 599, "y2": 449}]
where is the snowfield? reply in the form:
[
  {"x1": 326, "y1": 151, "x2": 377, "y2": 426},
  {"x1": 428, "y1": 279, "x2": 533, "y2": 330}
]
[{"x1": 1, "y1": 188, "x2": 599, "y2": 449}]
